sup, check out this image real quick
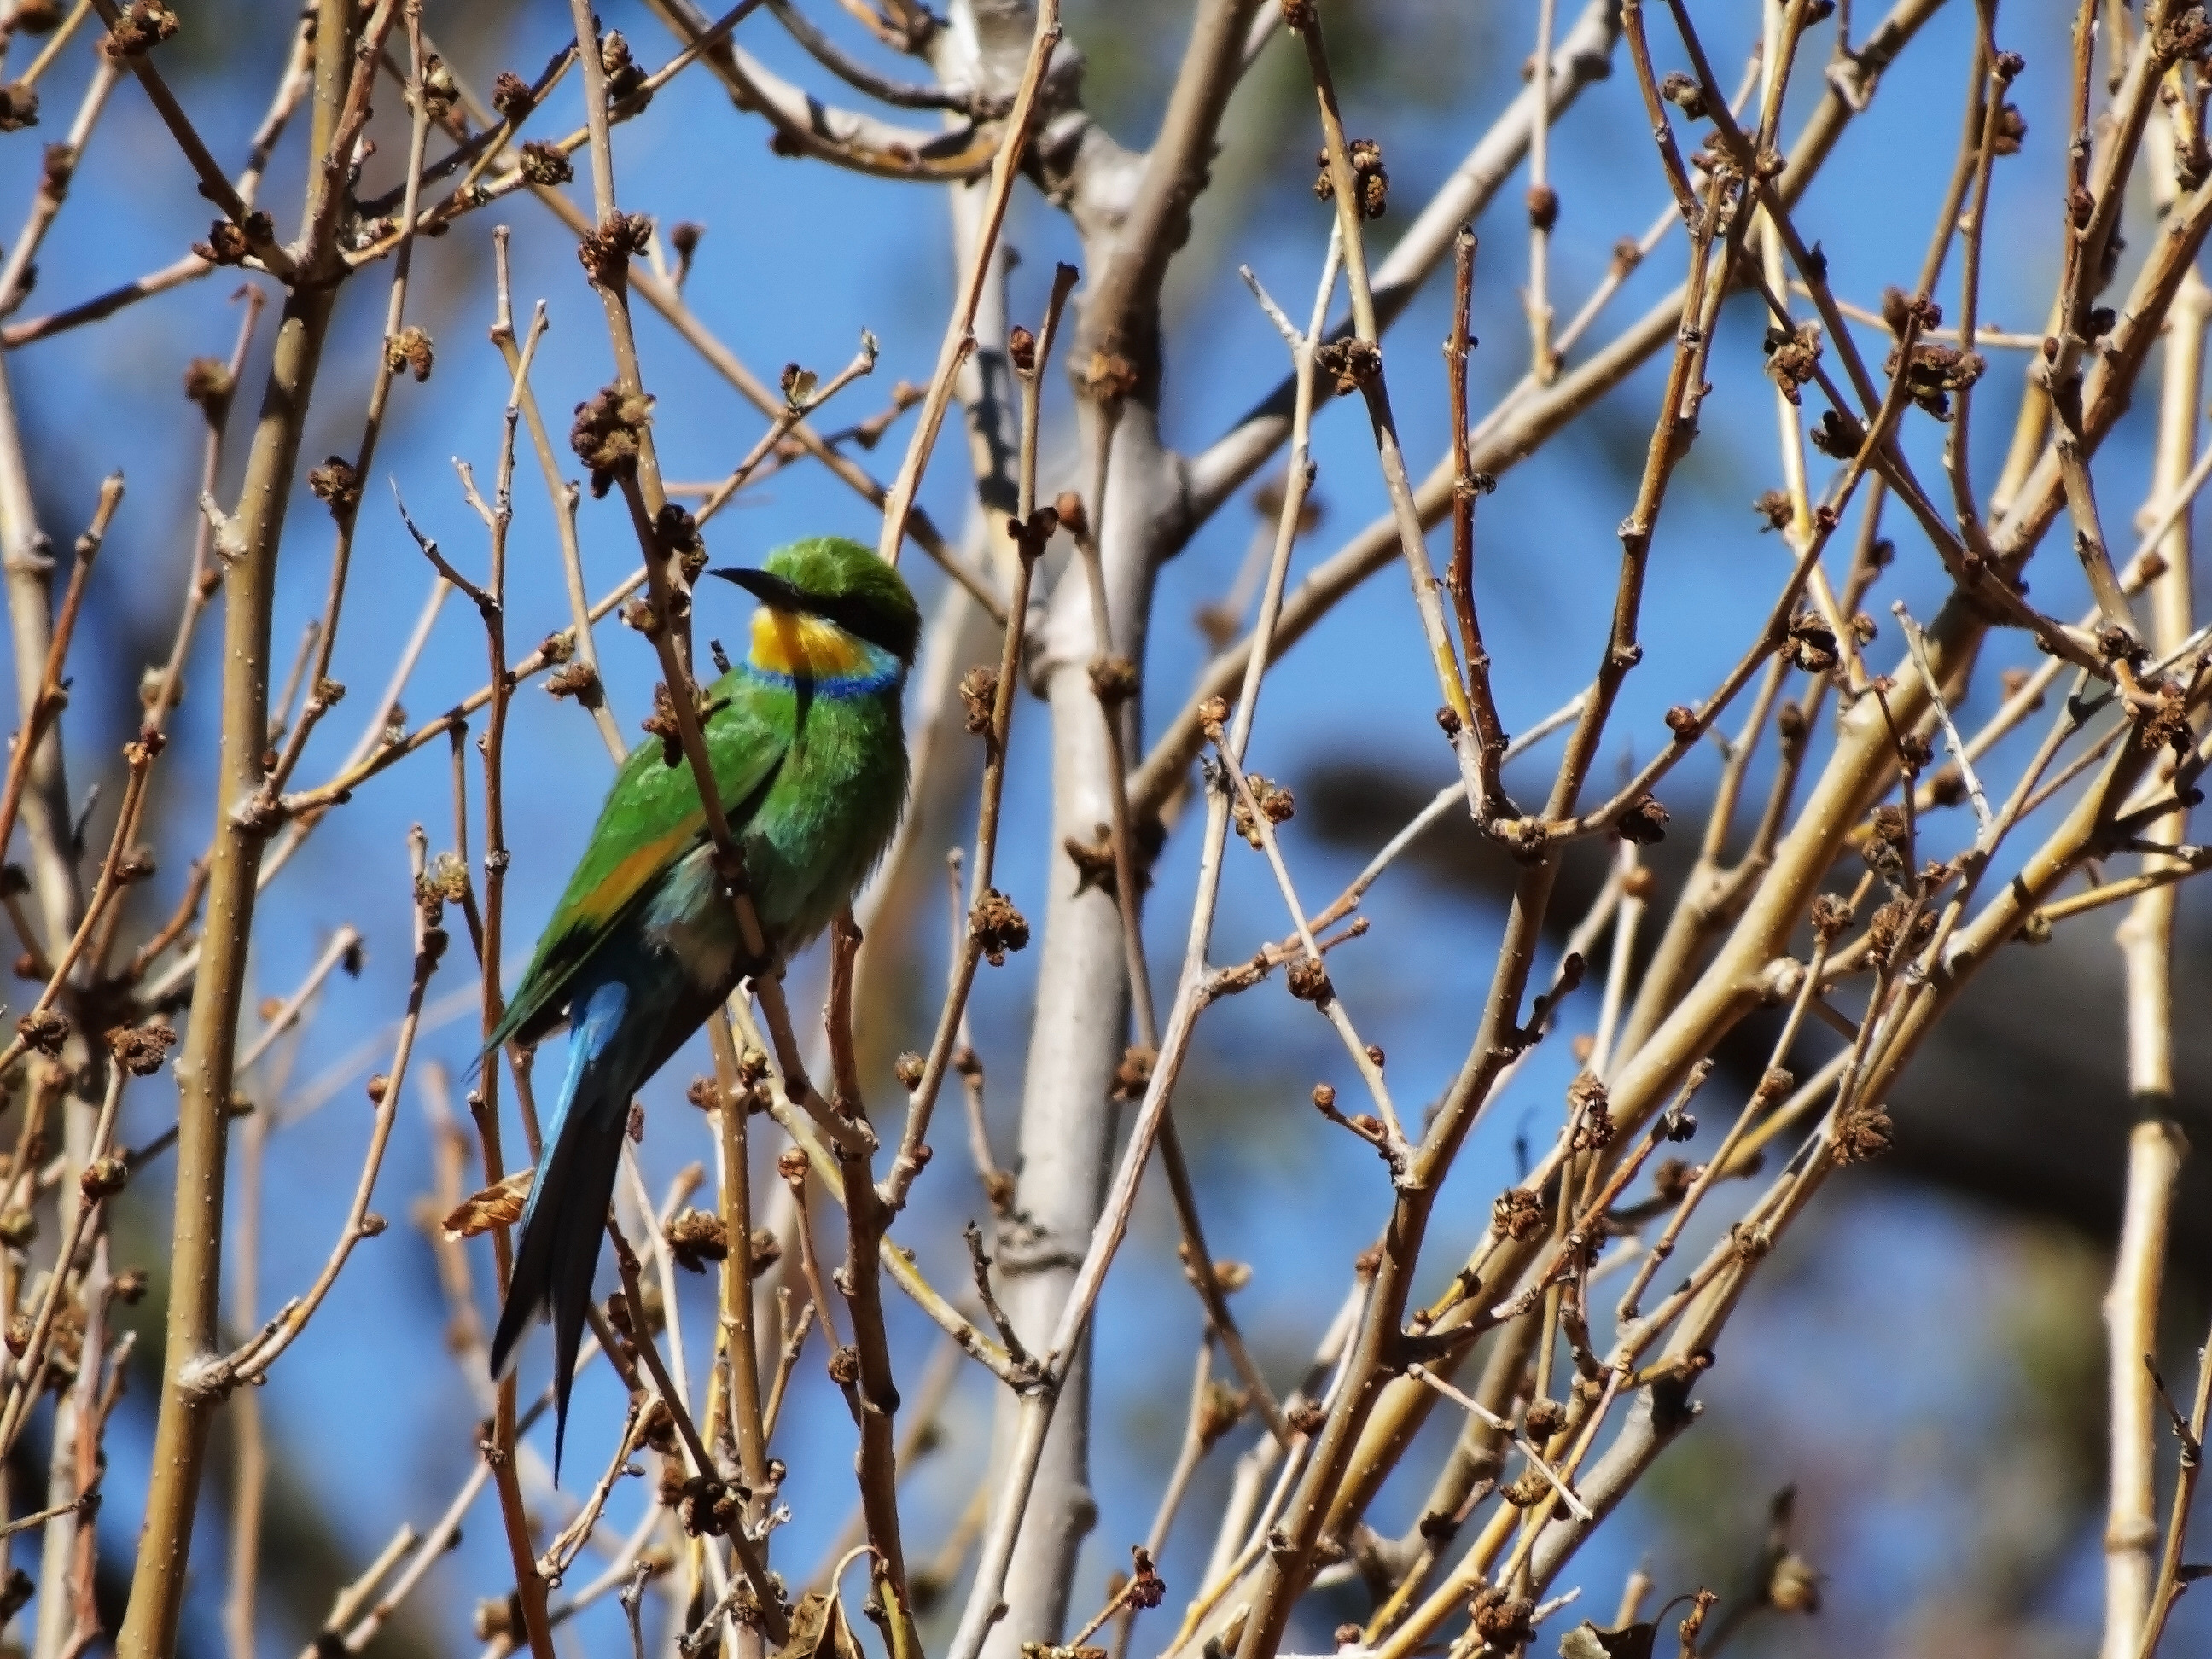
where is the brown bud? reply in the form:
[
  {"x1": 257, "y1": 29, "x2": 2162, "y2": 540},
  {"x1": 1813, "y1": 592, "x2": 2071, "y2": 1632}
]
[
  {"x1": 1470, "y1": 1587, "x2": 1534, "y2": 1645},
  {"x1": 959, "y1": 665, "x2": 999, "y2": 735},
  {"x1": 969, "y1": 888, "x2": 1029, "y2": 965},
  {"x1": 665, "y1": 1208, "x2": 730, "y2": 1272},
  {"x1": 79, "y1": 1157, "x2": 128, "y2": 1200},
  {"x1": 1523, "y1": 1397, "x2": 1568, "y2": 1441},
  {"x1": 386, "y1": 325, "x2": 434, "y2": 382},
  {"x1": 1492, "y1": 1188, "x2": 1545, "y2": 1241},
  {"x1": 518, "y1": 139, "x2": 573, "y2": 186},
  {"x1": 15, "y1": 1010, "x2": 67, "y2": 1056},
  {"x1": 1831, "y1": 1101, "x2": 1894, "y2": 1165},
  {"x1": 105, "y1": 1022, "x2": 177, "y2": 1076},
  {"x1": 1617, "y1": 795, "x2": 1668, "y2": 845},
  {"x1": 1286, "y1": 957, "x2": 1333, "y2": 1004}
]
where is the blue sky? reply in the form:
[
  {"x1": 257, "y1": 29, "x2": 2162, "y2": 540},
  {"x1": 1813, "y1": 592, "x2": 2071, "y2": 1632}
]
[{"x1": 2, "y1": 1, "x2": 2202, "y2": 1654}]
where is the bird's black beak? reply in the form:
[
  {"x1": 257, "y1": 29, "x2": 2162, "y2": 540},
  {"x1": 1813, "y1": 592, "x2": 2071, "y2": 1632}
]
[{"x1": 709, "y1": 566, "x2": 807, "y2": 611}]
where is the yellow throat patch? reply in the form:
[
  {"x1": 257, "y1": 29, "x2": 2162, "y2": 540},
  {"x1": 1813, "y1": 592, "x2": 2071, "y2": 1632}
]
[{"x1": 748, "y1": 606, "x2": 875, "y2": 682}]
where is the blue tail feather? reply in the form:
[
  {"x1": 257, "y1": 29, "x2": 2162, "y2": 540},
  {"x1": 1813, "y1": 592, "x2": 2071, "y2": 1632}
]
[{"x1": 488, "y1": 981, "x2": 634, "y2": 1481}]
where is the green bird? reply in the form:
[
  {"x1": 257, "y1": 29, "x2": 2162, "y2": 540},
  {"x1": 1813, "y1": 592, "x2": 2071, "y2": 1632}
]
[{"x1": 486, "y1": 536, "x2": 918, "y2": 1468}]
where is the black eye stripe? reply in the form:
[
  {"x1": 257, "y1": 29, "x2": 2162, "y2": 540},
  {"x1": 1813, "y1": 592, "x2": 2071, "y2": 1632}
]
[
  {"x1": 707, "y1": 565, "x2": 915, "y2": 662},
  {"x1": 797, "y1": 591, "x2": 914, "y2": 660}
]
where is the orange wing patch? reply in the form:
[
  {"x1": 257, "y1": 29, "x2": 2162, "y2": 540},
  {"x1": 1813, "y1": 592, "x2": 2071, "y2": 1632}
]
[
  {"x1": 586, "y1": 820, "x2": 702, "y2": 927},
  {"x1": 749, "y1": 607, "x2": 873, "y2": 681}
]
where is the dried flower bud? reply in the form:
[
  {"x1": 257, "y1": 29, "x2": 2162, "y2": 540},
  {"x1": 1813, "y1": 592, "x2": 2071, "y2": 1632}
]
[
  {"x1": 570, "y1": 385, "x2": 655, "y2": 498},
  {"x1": 1523, "y1": 1397, "x2": 1568, "y2": 1441},
  {"x1": 1231, "y1": 775, "x2": 1295, "y2": 847},
  {"x1": 103, "y1": 0, "x2": 178, "y2": 57},
  {"x1": 105, "y1": 1021, "x2": 177, "y2": 1076},
  {"x1": 577, "y1": 210, "x2": 653, "y2": 286},
  {"x1": 1286, "y1": 957, "x2": 1333, "y2": 1004},
  {"x1": 959, "y1": 665, "x2": 999, "y2": 735},
  {"x1": 307, "y1": 457, "x2": 362, "y2": 514},
  {"x1": 1198, "y1": 1382, "x2": 1251, "y2": 1447},
  {"x1": 79, "y1": 1156, "x2": 128, "y2": 1200},
  {"x1": 665, "y1": 1208, "x2": 730, "y2": 1272},
  {"x1": 1616, "y1": 795, "x2": 1668, "y2": 845},
  {"x1": 1112, "y1": 1045, "x2": 1155, "y2": 1101},
  {"x1": 1568, "y1": 1073, "x2": 1615, "y2": 1149},
  {"x1": 1314, "y1": 337, "x2": 1382, "y2": 396},
  {"x1": 419, "y1": 54, "x2": 459, "y2": 121},
  {"x1": 15, "y1": 1009, "x2": 67, "y2": 1056},
  {"x1": 1470, "y1": 1588, "x2": 1535, "y2": 1645},
  {"x1": 1492, "y1": 1188, "x2": 1545, "y2": 1240},
  {"x1": 1863, "y1": 805, "x2": 1908, "y2": 873},
  {"x1": 1090, "y1": 655, "x2": 1139, "y2": 707},
  {"x1": 1658, "y1": 70, "x2": 1708, "y2": 117},
  {"x1": 519, "y1": 139, "x2": 573, "y2": 186},
  {"x1": 545, "y1": 661, "x2": 604, "y2": 707},
  {"x1": 492, "y1": 71, "x2": 534, "y2": 119},
  {"x1": 386, "y1": 326, "x2": 434, "y2": 382},
  {"x1": 1127, "y1": 1546, "x2": 1166, "y2": 1610},
  {"x1": 1831, "y1": 1101, "x2": 1894, "y2": 1164},
  {"x1": 970, "y1": 888, "x2": 1029, "y2": 965},
  {"x1": 745, "y1": 1226, "x2": 783, "y2": 1280}
]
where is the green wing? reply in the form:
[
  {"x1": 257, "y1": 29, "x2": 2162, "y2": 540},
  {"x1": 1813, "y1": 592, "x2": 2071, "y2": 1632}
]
[{"x1": 488, "y1": 678, "x2": 788, "y2": 1051}]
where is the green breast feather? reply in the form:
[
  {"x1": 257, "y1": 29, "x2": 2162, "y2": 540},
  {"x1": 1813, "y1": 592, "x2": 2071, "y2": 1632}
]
[
  {"x1": 488, "y1": 671, "x2": 786, "y2": 1051},
  {"x1": 489, "y1": 665, "x2": 909, "y2": 1054}
]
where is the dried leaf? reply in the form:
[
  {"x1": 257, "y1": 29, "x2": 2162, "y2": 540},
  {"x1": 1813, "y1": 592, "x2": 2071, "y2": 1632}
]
[
  {"x1": 773, "y1": 1592, "x2": 865, "y2": 1659},
  {"x1": 1558, "y1": 1621, "x2": 1656, "y2": 1659},
  {"x1": 443, "y1": 1169, "x2": 533, "y2": 1239}
]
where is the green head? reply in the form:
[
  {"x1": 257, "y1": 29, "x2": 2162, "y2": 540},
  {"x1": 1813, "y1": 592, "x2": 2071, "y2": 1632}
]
[{"x1": 712, "y1": 537, "x2": 923, "y2": 669}]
